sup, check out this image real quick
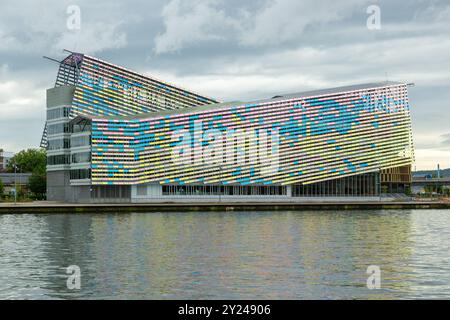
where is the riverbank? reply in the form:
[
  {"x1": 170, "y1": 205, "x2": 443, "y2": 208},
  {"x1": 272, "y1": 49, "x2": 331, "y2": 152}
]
[{"x1": 1, "y1": 200, "x2": 449, "y2": 213}]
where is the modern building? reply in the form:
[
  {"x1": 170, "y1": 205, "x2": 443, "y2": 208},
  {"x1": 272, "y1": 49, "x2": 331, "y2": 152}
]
[
  {"x1": 44, "y1": 52, "x2": 414, "y2": 203},
  {"x1": 0, "y1": 149, "x2": 14, "y2": 172},
  {"x1": 0, "y1": 173, "x2": 31, "y2": 194},
  {"x1": 412, "y1": 177, "x2": 450, "y2": 195}
]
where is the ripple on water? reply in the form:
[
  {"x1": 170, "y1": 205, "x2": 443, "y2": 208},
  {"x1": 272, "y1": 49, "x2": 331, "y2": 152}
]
[{"x1": 0, "y1": 210, "x2": 449, "y2": 299}]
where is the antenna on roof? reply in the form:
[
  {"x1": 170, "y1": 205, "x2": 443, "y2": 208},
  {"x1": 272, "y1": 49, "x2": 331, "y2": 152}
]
[
  {"x1": 63, "y1": 49, "x2": 74, "y2": 54},
  {"x1": 385, "y1": 72, "x2": 389, "y2": 83},
  {"x1": 43, "y1": 56, "x2": 61, "y2": 64}
]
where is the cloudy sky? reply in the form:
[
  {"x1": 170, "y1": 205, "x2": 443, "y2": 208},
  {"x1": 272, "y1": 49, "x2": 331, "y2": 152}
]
[{"x1": 0, "y1": 0, "x2": 449, "y2": 170}]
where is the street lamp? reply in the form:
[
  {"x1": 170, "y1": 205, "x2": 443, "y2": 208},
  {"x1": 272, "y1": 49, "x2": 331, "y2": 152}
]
[{"x1": 13, "y1": 164, "x2": 17, "y2": 205}]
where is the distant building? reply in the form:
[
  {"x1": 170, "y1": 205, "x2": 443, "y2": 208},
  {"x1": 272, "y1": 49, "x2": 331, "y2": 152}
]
[
  {"x1": 0, "y1": 149, "x2": 14, "y2": 172},
  {"x1": 412, "y1": 177, "x2": 450, "y2": 195},
  {"x1": 0, "y1": 173, "x2": 31, "y2": 194},
  {"x1": 44, "y1": 52, "x2": 415, "y2": 203}
]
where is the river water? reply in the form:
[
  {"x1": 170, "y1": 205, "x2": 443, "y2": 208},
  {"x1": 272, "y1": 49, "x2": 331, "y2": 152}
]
[{"x1": 0, "y1": 210, "x2": 449, "y2": 299}]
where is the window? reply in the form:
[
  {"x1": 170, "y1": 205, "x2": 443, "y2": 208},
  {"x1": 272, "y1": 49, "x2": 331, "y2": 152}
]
[
  {"x1": 292, "y1": 172, "x2": 380, "y2": 197},
  {"x1": 91, "y1": 185, "x2": 131, "y2": 199},
  {"x1": 71, "y1": 152, "x2": 91, "y2": 164},
  {"x1": 47, "y1": 106, "x2": 70, "y2": 120},
  {"x1": 71, "y1": 135, "x2": 91, "y2": 148},
  {"x1": 161, "y1": 185, "x2": 287, "y2": 196},
  {"x1": 47, "y1": 138, "x2": 70, "y2": 150},
  {"x1": 70, "y1": 169, "x2": 91, "y2": 180},
  {"x1": 48, "y1": 123, "x2": 70, "y2": 135},
  {"x1": 47, "y1": 154, "x2": 70, "y2": 165}
]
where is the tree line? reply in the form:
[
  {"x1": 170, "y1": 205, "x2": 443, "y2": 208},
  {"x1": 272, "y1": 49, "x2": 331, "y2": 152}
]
[{"x1": 0, "y1": 148, "x2": 46, "y2": 201}]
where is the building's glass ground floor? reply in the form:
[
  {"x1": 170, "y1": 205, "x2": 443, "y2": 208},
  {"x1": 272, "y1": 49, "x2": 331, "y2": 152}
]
[{"x1": 56, "y1": 169, "x2": 411, "y2": 203}]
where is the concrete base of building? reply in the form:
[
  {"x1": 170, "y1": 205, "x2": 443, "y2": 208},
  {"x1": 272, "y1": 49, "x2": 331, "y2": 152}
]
[
  {"x1": 47, "y1": 170, "x2": 71, "y2": 201},
  {"x1": 48, "y1": 180, "x2": 411, "y2": 203},
  {"x1": 47, "y1": 171, "x2": 92, "y2": 202}
]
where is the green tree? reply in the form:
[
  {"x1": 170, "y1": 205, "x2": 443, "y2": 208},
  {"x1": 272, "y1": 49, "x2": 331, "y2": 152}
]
[
  {"x1": 7, "y1": 148, "x2": 47, "y2": 200},
  {"x1": 405, "y1": 186, "x2": 412, "y2": 196},
  {"x1": 7, "y1": 149, "x2": 46, "y2": 174},
  {"x1": 28, "y1": 173, "x2": 46, "y2": 200}
]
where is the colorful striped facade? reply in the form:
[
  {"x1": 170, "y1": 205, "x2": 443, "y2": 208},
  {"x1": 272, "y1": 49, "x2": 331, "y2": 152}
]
[
  {"x1": 71, "y1": 55, "x2": 217, "y2": 117},
  {"x1": 86, "y1": 82, "x2": 414, "y2": 186}
]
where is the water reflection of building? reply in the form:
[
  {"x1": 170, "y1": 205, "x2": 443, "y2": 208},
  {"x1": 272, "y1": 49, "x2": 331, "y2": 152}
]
[
  {"x1": 81, "y1": 211, "x2": 416, "y2": 299},
  {"x1": 3, "y1": 211, "x2": 418, "y2": 299}
]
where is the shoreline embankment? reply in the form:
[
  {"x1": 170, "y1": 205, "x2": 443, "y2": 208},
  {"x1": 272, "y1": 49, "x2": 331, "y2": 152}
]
[{"x1": 1, "y1": 201, "x2": 449, "y2": 213}]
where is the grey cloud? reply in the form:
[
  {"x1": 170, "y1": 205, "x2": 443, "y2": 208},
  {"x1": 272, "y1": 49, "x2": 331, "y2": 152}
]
[
  {"x1": 441, "y1": 134, "x2": 450, "y2": 148},
  {"x1": 153, "y1": 0, "x2": 374, "y2": 54},
  {"x1": 0, "y1": 1, "x2": 135, "y2": 55},
  {"x1": 154, "y1": 0, "x2": 240, "y2": 54}
]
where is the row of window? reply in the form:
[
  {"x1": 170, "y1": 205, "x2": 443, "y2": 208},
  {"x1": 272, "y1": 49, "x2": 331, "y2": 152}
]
[
  {"x1": 48, "y1": 123, "x2": 70, "y2": 135},
  {"x1": 292, "y1": 173, "x2": 380, "y2": 197},
  {"x1": 47, "y1": 154, "x2": 70, "y2": 165},
  {"x1": 48, "y1": 122, "x2": 92, "y2": 136},
  {"x1": 47, "y1": 136, "x2": 91, "y2": 151},
  {"x1": 48, "y1": 138, "x2": 71, "y2": 150},
  {"x1": 47, "y1": 152, "x2": 91, "y2": 165},
  {"x1": 161, "y1": 185, "x2": 288, "y2": 196},
  {"x1": 47, "y1": 106, "x2": 70, "y2": 120},
  {"x1": 70, "y1": 169, "x2": 91, "y2": 180},
  {"x1": 91, "y1": 185, "x2": 131, "y2": 199}
]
